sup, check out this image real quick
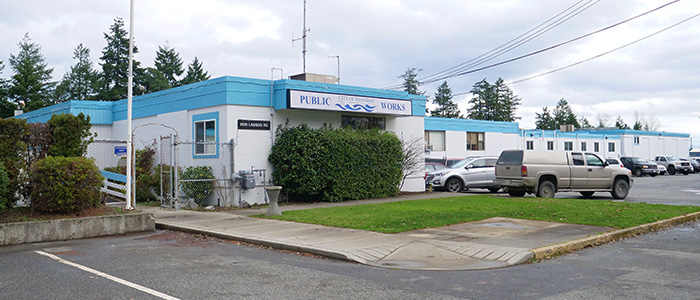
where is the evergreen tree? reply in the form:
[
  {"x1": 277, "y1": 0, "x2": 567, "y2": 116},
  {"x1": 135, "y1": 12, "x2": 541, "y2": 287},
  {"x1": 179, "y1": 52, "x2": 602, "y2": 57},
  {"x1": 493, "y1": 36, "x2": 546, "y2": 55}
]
[
  {"x1": 8, "y1": 33, "x2": 55, "y2": 112},
  {"x1": 535, "y1": 106, "x2": 555, "y2": 130},
  {"x1": 430, "y1": 81, "x2": 462, "y2": 118},
  {"x1": 467, "y1": 78, "x2": 520, "y2": 122},
  {"x1": 54, "y1": 44, "x2": 100, "y2": 102},
  {"x1": 180, "y1": 57, "x2": 210, "y2": 85},
  {"x1": 552, "y1": 99, "x2": 580, "y2": 129},
  {"x1": 137, "y1": 67, "x2": 170, "y2": 94},
  {"x1": 99, "y1": 17, "x2": 141, "y2": 101},
  {"x1": 154, "y1": 45, "x2": 183, "y2": 87},
  {"x1": 579, "y1": 117, "x2": 593, "y2": 129},
  {"x1": 633, "y1": 121, "x2": 643, "y2": 130},
  {"x1": 0, "y1": 60, "x2": 14, "y2": 118},
  {"x1": 614, "y1": 115, "x2": 628, "y2": 129},
  {"x1": 398, "y1": 67, "x2": 424, "y2": 96}
]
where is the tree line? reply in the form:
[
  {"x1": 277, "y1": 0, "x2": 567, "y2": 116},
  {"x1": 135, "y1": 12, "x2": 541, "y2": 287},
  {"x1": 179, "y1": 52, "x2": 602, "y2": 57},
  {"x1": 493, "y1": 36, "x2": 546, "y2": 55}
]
[
  {"x1": 399, "y1": 68, "x2": 659, "y2": 131},
  {"x1": 0, "y1": 17, "x2": 211, "y2": 118}
]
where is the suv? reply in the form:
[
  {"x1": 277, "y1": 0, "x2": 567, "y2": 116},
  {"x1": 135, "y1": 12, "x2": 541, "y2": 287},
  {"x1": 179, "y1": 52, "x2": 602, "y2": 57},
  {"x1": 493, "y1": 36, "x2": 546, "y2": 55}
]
[
  {"x1": 653, "y1": 155, "x2": 692, "y2": 175},
  {"x1": 495, "y1": 150, "x2": 633, "y2": 199},
  {"x1": 620, "y1": 157, "x2": 659, "y2": 177},
  {"x1": 425, "y1": 157, "x2": 501, "y2": 193}
]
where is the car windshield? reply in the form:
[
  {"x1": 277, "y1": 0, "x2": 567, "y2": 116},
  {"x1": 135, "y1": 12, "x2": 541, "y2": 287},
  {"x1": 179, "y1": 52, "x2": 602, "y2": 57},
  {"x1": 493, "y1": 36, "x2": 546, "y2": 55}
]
[
  {"x1": 451, "y1": 158, "x2": 476, "y2": 169},
  {"x1": 667, "y1": 156, "x2": 679, "y2": 161},
  {"x1": 630, "y1": 157, "x2": 646, "y2": 163}
]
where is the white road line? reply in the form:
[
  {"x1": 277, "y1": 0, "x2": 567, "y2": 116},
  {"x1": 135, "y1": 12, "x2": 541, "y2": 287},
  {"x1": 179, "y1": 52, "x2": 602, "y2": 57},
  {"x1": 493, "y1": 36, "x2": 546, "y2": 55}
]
[{"x1": 34, "y1": 250, "x2": 180, "y2": 300}]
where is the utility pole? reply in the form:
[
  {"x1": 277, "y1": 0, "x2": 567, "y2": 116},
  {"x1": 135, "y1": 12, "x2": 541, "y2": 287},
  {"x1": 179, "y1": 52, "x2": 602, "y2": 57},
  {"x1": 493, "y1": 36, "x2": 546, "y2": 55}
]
[{"x1": 292, "y1": 0, "x2": 310, "y2": 73}]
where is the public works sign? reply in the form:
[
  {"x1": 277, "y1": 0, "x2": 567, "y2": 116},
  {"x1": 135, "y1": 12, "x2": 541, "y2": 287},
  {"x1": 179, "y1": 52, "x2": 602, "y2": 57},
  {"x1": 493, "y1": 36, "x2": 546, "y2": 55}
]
[{"x1": 288, "y1": 90, "x2": 412, "y2": 116}]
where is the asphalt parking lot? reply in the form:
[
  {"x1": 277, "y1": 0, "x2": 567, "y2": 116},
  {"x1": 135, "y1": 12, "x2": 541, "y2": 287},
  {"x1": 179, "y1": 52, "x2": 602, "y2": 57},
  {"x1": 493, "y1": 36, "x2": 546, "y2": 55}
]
[{"x1": 461, "y1": 173, "x2": 700, "y2": 206}]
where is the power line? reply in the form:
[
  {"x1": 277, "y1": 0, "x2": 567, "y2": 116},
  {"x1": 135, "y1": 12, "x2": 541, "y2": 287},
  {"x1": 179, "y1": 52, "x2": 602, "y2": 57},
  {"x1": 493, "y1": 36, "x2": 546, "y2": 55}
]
[
  {"x1": 508, "y1": 12, "x2": 700, "y2": 85},
  {"x1": 426, "y1": 0, "x2": 680, "y2": 85},
  {"x1": 384, "y1": 0, "x2": 601, "y2": 90}
]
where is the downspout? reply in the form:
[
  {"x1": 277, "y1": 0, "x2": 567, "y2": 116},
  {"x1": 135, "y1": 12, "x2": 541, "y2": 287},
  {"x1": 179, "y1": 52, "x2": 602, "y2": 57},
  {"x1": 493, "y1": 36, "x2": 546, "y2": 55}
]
[{"x1": 270, "y1": 68, "x2": 283, "y2": 144}]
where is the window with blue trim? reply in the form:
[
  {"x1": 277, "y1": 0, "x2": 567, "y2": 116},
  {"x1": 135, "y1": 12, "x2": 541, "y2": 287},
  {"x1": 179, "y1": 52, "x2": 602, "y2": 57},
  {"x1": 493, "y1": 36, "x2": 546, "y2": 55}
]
[{"x1": 192, "y1": 112, "x2": 219, "y2": 158}]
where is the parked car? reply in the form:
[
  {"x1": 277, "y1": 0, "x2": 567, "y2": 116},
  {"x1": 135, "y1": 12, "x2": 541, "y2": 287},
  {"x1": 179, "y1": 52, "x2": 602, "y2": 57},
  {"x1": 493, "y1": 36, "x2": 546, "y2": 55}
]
[
  {"x1": 495, "y1": 150, "x2": 633, "y2": 199},
  {"x1": 654, "y1": 155, "x2": 692, "y2": 175},
  {"x1": 680, "y1": 158, "x2": 700, "y2": 173},
  {"x1": 658, "y1": 164, "x2": 667, "y2": 175},
  {"x1": 425, "y1": 157, "x2": 501, "y2": 193},
  {"x1": 605, "y1": 158, "x2": 625, "y2": 169},
  {"x1": 620, "y1": 156, "x2": 660, "y2": 177},
  {"x1": 425, "y1": 162, "x2": 447, "y2": 179}
]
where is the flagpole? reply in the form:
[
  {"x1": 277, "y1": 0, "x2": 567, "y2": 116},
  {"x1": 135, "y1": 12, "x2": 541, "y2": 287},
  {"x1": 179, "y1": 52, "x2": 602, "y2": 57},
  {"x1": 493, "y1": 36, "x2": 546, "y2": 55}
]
[{"x1": 125, "y1": 0, "x2": 135, "y2": 210}]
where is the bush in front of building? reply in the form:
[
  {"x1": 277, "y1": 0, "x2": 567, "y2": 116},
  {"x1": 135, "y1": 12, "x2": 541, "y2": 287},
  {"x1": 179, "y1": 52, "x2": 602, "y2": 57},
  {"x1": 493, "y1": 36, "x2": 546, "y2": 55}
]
[
  {"x1": 269, "y1": 124, "x2": 403, "y2": 202},
  {"x1": 0, "y1": 162, "x2": 11, "y2": 213},
  {"x1": 29, "y1": 156, "x2": 103, "y2": 213},
  {"x1": 180, "y1": 166, "x2": 215, "y2": 205},
  {"x1": 0, "y1": 118, "x2": 30, "y2": 203},
  {"x1": 47, "y1": 113, "x2": 95, "y2": 157}
]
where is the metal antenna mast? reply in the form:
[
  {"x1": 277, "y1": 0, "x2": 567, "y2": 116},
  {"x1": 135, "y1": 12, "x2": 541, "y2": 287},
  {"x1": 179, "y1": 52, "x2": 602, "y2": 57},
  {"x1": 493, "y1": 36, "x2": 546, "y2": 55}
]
[{"x1": 292, "y1": 0, "x2": 310, "y2": 73}]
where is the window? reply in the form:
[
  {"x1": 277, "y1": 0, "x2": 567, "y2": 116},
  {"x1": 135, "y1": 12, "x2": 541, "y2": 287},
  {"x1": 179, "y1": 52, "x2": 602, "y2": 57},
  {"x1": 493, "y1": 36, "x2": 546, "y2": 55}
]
[
  {"x1": 467, "y1": 132, "x2": 485, "y2": 151},
  {"x1": 581, "y1": 142, "x2": 587, "y2": 151},
  {"x1": 571, "y1": 153, "x2": 584, "y2": 166},
  {"x1": 594, "y1": 142, "x2": 600, "y2": 152},
  {"x1": 633, "y1": 136, "x2": 640, "y2": 145},
  {"x1": 193, "y1": 112, "x2": 219, "y2": 158},
  {"x1": 342, "y1": 116, "x2": 385, "y2": 130},
  {"x1": 585, "y1": 153, "x2": 604, "y2": 166},
  {"x1": 547, "y1": 141, "x2": 554, "y2": 150},
  {"x1": 425, "y1": 131, "x2": 445, "y2": 151},
  {"x1": 564, "y1": 141, "x2": 573, "y2": 151},
  {"x1": 608, "y1": 142, "x2": 615, "y2": 152},
  {"x1": 526, "y1": 140, "x2": 534, "y2": 150}
]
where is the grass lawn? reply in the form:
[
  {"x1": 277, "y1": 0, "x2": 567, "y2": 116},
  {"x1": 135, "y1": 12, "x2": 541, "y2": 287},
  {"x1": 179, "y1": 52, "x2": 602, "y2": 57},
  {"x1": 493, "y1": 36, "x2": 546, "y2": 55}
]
[{"x1": 258, "y1": 195, "x2": 700, "y2": 234}]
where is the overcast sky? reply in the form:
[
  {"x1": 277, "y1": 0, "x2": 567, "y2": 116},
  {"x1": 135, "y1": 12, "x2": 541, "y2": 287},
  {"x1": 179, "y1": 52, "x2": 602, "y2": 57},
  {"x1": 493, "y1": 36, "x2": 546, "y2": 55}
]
[{"x1": 2, "y1": 0, "x2": 699, "y2": 146}]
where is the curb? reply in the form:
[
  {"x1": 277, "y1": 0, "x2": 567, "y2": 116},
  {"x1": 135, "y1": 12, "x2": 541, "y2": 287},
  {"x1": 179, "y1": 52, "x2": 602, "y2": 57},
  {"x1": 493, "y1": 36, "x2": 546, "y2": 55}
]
[
  {"x1": 1, "y1": 212, "x2": 155, "y2": 246},
  {"x1": 531, "y1": 211, "x2": 700, "y2": 259},
  {"x1": 155, "y1": 221, "x2": 356, "y2": 263}
]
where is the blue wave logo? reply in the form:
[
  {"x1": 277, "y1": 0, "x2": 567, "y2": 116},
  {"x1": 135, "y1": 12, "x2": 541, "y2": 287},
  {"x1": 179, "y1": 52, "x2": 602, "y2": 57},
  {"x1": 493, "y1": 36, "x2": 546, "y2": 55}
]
[{"x1": 335, "y1": 104, "x2": 376, "y2": 112}]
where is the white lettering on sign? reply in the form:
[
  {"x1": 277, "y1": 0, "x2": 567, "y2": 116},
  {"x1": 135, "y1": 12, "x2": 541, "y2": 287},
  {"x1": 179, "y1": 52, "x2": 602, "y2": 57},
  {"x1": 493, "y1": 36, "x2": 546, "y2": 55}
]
[{"x1": 289, "y1": 90, "x2": 412, "y2": 116}]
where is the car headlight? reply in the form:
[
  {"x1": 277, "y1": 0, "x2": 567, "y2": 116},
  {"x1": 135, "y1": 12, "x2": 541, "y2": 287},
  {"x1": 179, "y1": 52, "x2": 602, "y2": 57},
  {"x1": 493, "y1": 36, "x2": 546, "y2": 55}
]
[{"x1": 433, "y1": 172, "x2": 446, "y2": 178}]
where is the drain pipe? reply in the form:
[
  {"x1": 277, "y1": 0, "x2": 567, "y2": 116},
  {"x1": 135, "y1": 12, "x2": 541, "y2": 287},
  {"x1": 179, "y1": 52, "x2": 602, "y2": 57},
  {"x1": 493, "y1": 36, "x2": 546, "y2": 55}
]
[{"x1": 270, "y1": 68, "x2": 283, "y2": 144}]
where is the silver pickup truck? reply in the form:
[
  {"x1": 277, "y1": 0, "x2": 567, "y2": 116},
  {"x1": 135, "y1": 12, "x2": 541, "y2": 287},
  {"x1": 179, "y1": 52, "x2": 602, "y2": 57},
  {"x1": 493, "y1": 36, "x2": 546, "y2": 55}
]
[{"x1": 494, "y1": 150, "x2": 633, "y2": 199}]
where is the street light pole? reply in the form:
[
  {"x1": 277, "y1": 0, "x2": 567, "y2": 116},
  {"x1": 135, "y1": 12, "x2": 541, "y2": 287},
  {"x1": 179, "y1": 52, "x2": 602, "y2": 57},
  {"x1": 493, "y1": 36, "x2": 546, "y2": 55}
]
[
  {"x1": 125, "y1": 0, "x2": 135, "y2": 210},
  {"x1": 328, "y1": 55, "x2": 339, "y2": 84}
]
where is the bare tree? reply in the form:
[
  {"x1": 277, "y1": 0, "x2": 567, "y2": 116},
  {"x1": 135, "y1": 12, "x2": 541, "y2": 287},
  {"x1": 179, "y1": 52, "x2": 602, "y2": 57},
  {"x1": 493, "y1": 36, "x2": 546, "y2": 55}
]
[
  {"x1": 595, "y1": 112, "x2": 611, "y2": 128},
  {"x1": 400, "y1": 137, "x2": 424, "y2": 190}
]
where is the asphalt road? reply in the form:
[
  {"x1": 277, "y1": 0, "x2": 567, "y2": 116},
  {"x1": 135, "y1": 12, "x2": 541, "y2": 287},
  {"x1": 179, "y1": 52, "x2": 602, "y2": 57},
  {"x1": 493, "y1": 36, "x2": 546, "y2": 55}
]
[{"x1": 2, "y1": 221, "x2": 700, "y2": 300}]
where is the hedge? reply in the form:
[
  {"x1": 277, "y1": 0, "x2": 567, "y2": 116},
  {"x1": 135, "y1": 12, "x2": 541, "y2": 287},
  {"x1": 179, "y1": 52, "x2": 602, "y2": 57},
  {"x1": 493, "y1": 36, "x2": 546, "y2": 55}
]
[
  {"x1": 29, "y1": 156, "x2": 103, "y2": 214},
  {"x1": 268, "y1": 124, "x2": 403, "y2": 202}
]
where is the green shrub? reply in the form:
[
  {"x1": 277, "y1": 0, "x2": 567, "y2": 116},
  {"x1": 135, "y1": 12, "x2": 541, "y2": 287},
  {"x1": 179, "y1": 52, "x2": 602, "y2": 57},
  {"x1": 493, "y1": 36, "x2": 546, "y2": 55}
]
[
  {"x1": 0, "y1": 162, "x2": 10, "y2": 213},
  {"x1": 104, "y1": 144, "x2": 160, "y2": 202},
  {"x1": 268, "y1": 124, "x2": 403, "y2": 202},
  {"x1": 30, "y1": 156, "x2": 103, "y2": 213},
  {"x1": 0, "y1": 118, "x2": 29, "y2": 202},
  {"x1": 47, "y1": 112, "x2": 95, "y2": 157},
  {"x1": 180, "y1": 166, "x2": 215, "y2": 205}
]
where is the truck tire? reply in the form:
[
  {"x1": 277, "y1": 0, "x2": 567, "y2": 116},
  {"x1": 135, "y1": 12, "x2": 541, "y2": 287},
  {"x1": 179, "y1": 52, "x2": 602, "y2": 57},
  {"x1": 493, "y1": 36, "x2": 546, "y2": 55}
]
[
  {"x1": 445, "y1": 178, "x2": 463, "y2": 193},
  {"x1": 508, "y1": 190, "x2": 526, "y2": 197},
  {"x1": 611, "y1": 179, "x2": 629, "y2": 199},
  {"x1": 536, "y1": 180, "x2": 556, "y2": 198},
  {"x1": 633, "y1": 168, "x2": 643, "y2": 177},
  {"x1": 668, "y1": 165, "x2": 676, "y2": 175}
]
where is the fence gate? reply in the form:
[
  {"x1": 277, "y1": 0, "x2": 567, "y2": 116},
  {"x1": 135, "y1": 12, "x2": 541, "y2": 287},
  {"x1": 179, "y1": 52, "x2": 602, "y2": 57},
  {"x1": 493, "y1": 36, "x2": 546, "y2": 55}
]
[{"x1": 159, "y1": 135, "x2": 179, "y2": 208}]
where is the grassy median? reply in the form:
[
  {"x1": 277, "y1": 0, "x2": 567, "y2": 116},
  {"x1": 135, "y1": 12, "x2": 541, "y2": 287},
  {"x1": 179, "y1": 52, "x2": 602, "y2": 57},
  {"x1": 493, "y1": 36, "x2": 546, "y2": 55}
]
[{"x1": 258, "y1": 195, "x2": 700, "y2": 233}]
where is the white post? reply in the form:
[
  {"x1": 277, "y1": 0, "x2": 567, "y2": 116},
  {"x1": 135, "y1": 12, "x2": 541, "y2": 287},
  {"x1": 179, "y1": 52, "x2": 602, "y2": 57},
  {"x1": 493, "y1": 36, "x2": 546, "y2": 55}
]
[{"x1": 125, "y1": 0, "x2": 135, "y2": 210}]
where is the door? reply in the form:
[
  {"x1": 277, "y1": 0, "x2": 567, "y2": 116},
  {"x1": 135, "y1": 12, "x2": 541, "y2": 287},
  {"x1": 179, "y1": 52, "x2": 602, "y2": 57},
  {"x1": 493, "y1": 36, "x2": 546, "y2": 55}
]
[
  {"x1": 569, "y1": 152, "x2": 588, "y2": 188},
  {"x1": 463, "y1": 158, "x2": 490, "y2": 187},
  {"x1": 585, "y1": 153, "x2": 612, "y2": 189}
]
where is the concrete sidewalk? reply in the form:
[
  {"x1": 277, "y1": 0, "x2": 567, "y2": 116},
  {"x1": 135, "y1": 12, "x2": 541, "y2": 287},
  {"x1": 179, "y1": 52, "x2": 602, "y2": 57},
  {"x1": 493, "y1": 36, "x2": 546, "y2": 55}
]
[{"x1": 138, "y1": 193, "x2": 614, "y2": 270}]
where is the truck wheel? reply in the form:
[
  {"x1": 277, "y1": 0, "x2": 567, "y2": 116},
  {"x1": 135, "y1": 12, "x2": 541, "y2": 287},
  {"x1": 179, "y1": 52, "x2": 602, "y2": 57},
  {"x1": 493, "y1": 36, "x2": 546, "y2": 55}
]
[
  {"x1": 668, "y1": 165, "x2": 676, "y2": 175},
  {"x1": 580, "y1": 191, "x2": 594, "y2": 198},
  {"x1": 445, "y1": 178, "x2": 463, "y2": 193},
  {"x1": 536, "y1": 180, "x2": 556, "y2": 198},
  {"x1": 633, "y1": 168, "x2": 643, "y2": 177},
  {"x1": 611, "y1": 179, "x2": 629, "y2": 199},
  {"x1": 508, "y1": 190, "x2": 526, "y2": 197}
]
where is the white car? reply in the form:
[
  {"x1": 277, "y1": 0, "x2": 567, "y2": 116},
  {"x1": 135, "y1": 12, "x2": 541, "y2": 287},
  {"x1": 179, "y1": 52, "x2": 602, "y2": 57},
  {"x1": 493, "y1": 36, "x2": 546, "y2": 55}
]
[{"x1": 425, "y1": 157, "x2": 501, "y2": 193}]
